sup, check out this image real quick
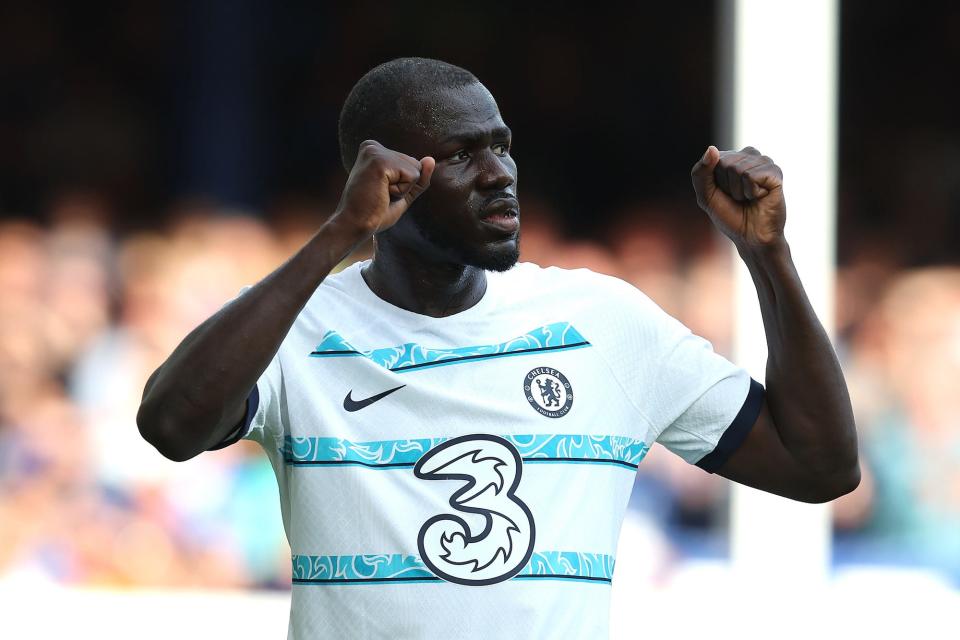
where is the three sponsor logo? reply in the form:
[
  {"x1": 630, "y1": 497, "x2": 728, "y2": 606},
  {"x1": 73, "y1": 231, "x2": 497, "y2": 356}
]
[{"x1": 342, "y1": 368, "x2": 575, "y2": 585}]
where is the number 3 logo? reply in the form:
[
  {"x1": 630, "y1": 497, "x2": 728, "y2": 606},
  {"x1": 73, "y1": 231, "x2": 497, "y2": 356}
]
[{"x1": 414, "y1": 434, "x2": 536, "y2": 586}]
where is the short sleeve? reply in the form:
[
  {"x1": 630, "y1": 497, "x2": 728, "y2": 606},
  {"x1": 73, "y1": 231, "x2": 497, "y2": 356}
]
[
  {"x1": 207, "y1": 354, "x2": 283, "y2": 449},
  {"x1": 591, "y1": 275, "x2": 764, "y2": 472}
]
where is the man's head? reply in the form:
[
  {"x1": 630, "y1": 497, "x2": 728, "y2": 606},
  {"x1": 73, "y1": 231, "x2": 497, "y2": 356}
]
[{"x1": 338, "y1": 57, "x2": 519, "y2": 271}]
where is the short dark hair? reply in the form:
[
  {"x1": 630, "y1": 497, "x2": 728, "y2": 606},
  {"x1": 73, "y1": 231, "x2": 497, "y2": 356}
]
[{"x1": 337, "y1": 57, "x2": 480, "y2": 172}]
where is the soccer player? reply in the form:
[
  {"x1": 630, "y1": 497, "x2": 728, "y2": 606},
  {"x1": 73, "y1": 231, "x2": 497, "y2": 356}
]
[{"x1": 137, "y1": 57, "x2": 859, "y2": 638}]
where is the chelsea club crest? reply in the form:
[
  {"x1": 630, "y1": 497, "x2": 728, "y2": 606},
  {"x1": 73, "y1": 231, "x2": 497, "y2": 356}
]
[{"x1": 523, "y1": 367, "x2": 573, "y2": 418}]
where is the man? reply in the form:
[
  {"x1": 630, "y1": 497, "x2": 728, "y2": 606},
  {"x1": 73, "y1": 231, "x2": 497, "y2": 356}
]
[{"x1": 138, "y1": 57, "x2": 859, "y2": 638}]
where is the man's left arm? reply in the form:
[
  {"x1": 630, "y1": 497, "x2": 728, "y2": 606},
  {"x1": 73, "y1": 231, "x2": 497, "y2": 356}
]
[{"x1": 690, "y1": 145, "x2": 860, "y2": 503}]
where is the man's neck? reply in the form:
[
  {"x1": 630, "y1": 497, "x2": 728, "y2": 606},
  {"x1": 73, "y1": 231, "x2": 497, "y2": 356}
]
[{"x1": 361, "y1": 243, "x2": 487, "y2": 318}]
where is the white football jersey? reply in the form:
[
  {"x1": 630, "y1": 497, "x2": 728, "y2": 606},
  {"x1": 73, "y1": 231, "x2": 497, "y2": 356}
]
[{"x1": 218, "y1": 260, "x2": 763, "y2": 639}]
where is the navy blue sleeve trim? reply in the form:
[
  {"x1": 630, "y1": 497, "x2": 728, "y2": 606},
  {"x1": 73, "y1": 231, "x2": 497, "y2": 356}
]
[
  {"x1": 207, "y1": 385, "x2": 260, "y2": 451},
  {"x1": 695, "y1": 378, "x2": 765, "y2": 474}
]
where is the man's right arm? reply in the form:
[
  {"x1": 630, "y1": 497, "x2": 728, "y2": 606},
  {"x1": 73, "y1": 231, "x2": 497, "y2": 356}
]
[{"x1": 137, "y1": 142, "x2": 435, "y2": 461}]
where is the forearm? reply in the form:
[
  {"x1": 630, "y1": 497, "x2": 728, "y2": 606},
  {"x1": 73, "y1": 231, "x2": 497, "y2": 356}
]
[
  {"x1": 137, "y1": 215, "x2": 369, "y2": 460},
  {"x1": 739, "y1": 239, "x2": 859, "y2": 482}
]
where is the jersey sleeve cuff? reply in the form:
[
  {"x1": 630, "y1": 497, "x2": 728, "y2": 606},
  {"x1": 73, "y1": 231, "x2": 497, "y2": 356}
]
[
  {"x1": 695, "y1": 378, "x2": 764, "y2": 473},
  {"x1": 207, "y1": 385, "x2": 260, "y2": 451}
]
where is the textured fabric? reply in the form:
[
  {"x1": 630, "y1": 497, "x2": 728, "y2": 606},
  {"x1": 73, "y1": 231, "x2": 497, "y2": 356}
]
[{"x1": 230, "y1": 260, "x2": 758, "y2": 639}]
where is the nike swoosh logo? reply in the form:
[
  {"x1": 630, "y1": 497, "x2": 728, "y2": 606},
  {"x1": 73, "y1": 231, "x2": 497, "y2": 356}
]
[{"x1": 343, "y1": 385, "x2": 406, "y2": 412}]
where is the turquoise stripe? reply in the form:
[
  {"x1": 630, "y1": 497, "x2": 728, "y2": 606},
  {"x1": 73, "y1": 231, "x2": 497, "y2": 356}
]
[
  {"x1": 281, "y1": 434, "x2": 650, "y2": 468},
  {"x1": 388, "y1": 342, "x2": 591, "y2": 373},
  {"x1": 293, "y1": 554, "x2": 433, "y2": 582},
  {"x1": 523, "y1": 550, "x2": 615, "y2": 580},
  {"x1": 292, "y1": 551, "x2": 614, "y2": 584},
  {"x1": 309, "y1": 321, "x2": 591, "y2": 372}
]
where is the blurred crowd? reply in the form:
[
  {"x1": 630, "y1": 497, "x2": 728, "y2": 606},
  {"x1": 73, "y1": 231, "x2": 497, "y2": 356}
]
[{"x1": 1, "y1": 191, "x2": 959, "y2": 589}]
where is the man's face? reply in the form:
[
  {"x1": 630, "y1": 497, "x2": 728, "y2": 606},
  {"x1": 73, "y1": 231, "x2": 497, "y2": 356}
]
[{"x1": 381, "y1": 82, "x2": 520, "y2": 271}]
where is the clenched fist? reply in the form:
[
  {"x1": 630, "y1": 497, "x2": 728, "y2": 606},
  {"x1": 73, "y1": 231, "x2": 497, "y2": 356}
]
[
  {"x1": 690, "y1": 146, "x2": 786, "y2": 249},
  {"x1": 333, "y1": 140, "x2": 436, "y2": 236}
]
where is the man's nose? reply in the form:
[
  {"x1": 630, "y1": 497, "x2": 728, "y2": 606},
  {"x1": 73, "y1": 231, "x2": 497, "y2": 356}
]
[{"x1": 477, "y1": 153, "x2": 515, "y2": 191}]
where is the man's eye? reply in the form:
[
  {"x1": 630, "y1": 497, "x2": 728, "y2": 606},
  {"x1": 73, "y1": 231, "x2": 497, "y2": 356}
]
[
  {"x1": 453, "y1": 150, "x2": 470, "y2": 161},
  {"x1": 493, "y1": 143, "x2": 510, "y2": 156}
]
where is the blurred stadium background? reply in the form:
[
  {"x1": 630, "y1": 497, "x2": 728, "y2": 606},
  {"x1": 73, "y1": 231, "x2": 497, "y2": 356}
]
[{"x1": 1, "y1": 1, "x2": 958, "y2": 637}]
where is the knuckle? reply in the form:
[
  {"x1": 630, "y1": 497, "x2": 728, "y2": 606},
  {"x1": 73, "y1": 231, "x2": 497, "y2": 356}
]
[{"x1": 357, "y1": 144, "x2": 379, "y2": 161}]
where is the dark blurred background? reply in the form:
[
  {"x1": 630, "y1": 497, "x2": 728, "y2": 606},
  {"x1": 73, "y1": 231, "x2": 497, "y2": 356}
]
[
  {"x1": 0, "y1": 0, "x2": 718, "y2": 236},
  {"x1": 2, "y1": 1, "x2": 959, "y2": 591},
  {"x1": 1, "y1": 1, "x2": 958, "y2": 262}
]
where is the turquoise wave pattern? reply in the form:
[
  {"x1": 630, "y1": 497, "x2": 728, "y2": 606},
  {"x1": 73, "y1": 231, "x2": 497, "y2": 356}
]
[
  {"x1": 292, "y1": 551, "x2": 615, "y2": 585},
  {"x1": 309, "y1": 321, "x2": 591, "y2": 372},
  {"x1": 282, "y1": 434, "x2": 650, "y2": 470}
]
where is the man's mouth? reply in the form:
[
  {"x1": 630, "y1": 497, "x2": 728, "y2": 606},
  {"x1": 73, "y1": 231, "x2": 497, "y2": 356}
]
[{"x1": 479, "y1": 197, "x2": 520, "y2": 234}]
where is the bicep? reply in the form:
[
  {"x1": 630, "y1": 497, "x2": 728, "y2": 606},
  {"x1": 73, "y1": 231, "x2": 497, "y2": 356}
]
[{"x1": 715, "y1": 399, "x2": 830, "y2": 503}]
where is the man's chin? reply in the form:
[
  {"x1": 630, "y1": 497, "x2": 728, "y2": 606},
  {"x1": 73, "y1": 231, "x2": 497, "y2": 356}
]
[
  {"x1": 406, "y1": 211, "x2": 520, "y2": 271},
  {"x1": 465, "y1": 239, "x2": 520, "y2": 272}
]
